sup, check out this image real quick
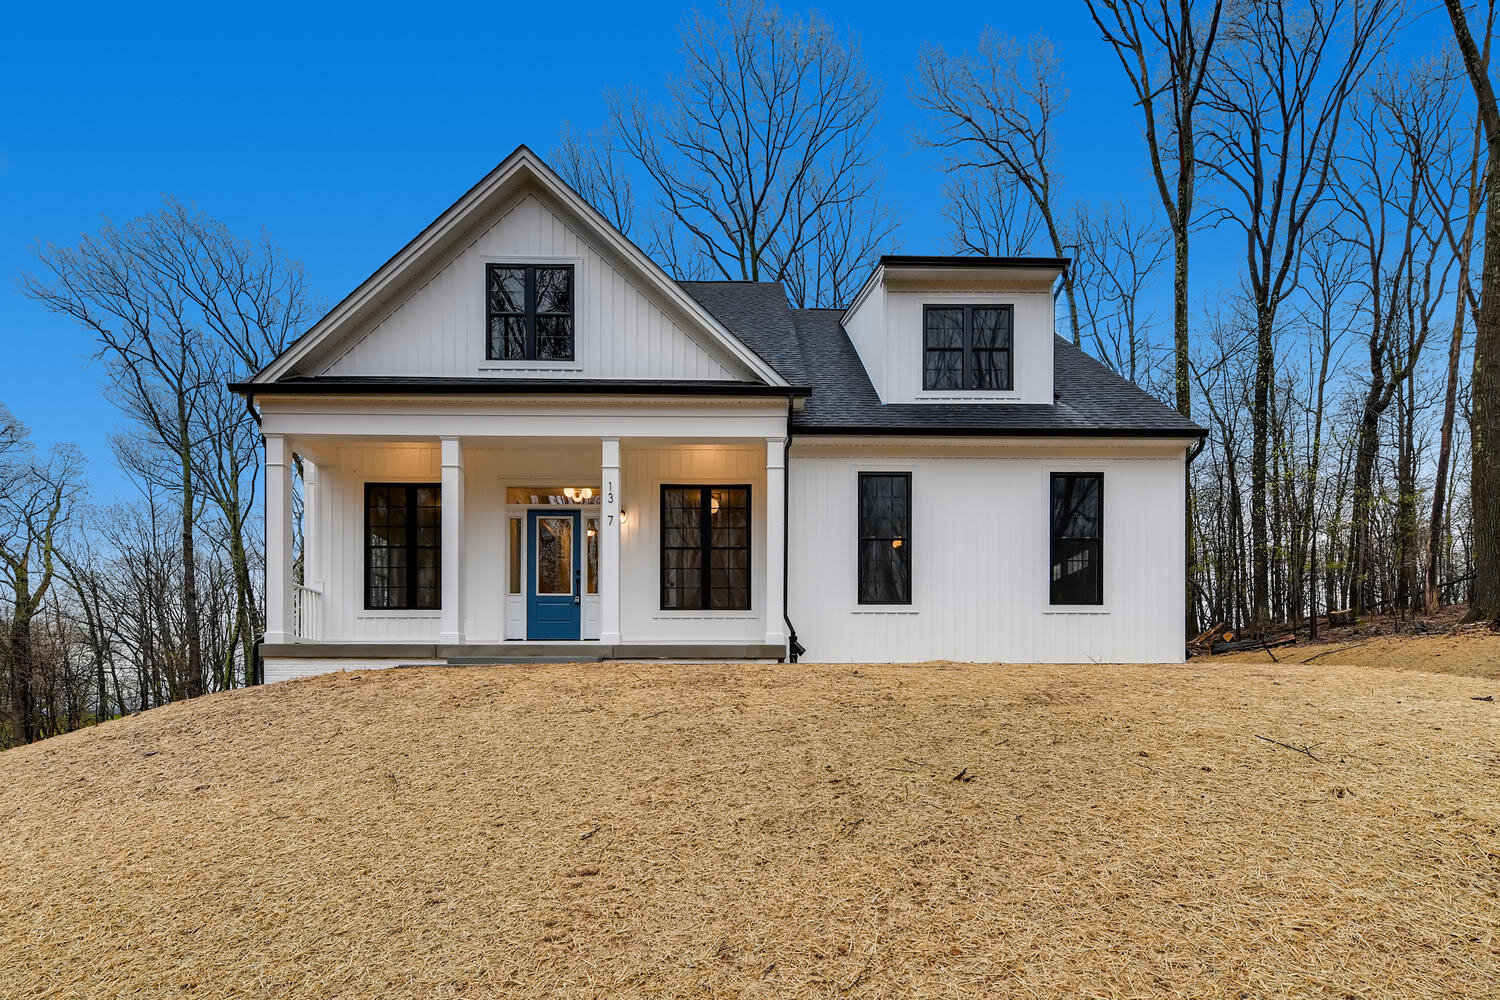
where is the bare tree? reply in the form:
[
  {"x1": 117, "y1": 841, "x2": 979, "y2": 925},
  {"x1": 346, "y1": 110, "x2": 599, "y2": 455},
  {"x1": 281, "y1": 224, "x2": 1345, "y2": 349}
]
[
  {"x1": 1071, "y1": 202, "x2": 1171, "y2": 385},
  {"x1": 942, "y1": 166, "x2": 1044, "y2": 256},
  {"x1": 1086, "y1": 0, "x2": 1224, "y2": 418},
  {"x1": 0, "y1": 406, "x2": 85, "y2": 746},
  {"x1": 581, "y1": 0, "x2": 895, "y2": 308},
  {"x1": 1438, "y1": 0, "x2": 1500, "y2": 622},
  {"x1": 1201, "y1": 0, "x2": 1395, "y2": 627},
  {"x1": 21, "y1": 199, "x2": 311, "y2": 691},
  {"x1": 1422, "y1": 76, "x2": 1487, "y2": 612},
  {"x1": 555, "y1": 123, "x2": 636, "y2": 234},
  {"x1": 915, "y1": 31, "x2": 1081, "y2": 344}
]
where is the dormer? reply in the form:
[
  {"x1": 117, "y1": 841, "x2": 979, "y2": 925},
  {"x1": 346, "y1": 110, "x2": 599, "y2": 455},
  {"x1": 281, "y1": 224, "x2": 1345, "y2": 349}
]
[{"x1": 840, "y1": 255, "x2": 1068, "y2": 405}]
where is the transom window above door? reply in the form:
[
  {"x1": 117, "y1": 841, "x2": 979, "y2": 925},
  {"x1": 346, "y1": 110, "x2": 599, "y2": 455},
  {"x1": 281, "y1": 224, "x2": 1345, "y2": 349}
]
[
  {"x1": 486, "y1": 263, "x2": 575, "y2": 361},
  {"x1": 923, "y1": 304, "x2": 1013, "y2": 391}
]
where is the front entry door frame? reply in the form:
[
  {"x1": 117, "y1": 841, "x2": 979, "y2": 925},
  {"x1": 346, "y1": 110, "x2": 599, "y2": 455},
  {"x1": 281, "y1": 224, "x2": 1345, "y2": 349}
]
[{"x1": 527, "y1": 510, "x2": 582, "y2": 640}]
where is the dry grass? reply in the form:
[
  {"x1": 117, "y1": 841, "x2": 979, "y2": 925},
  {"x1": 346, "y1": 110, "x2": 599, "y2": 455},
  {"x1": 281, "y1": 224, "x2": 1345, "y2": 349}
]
[
  {"x1": 1215, "y1": 630, "x2": 1500, "y2": 680},
  {"x1": 1, "y1": 660, "x2": 1497, "y2": 999}
]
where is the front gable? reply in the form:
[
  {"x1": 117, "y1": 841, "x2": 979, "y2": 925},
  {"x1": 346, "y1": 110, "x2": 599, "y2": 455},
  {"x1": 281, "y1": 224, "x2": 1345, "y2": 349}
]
[{"x1": 256, "y1": 148, "x2": 784, "y2": 386}]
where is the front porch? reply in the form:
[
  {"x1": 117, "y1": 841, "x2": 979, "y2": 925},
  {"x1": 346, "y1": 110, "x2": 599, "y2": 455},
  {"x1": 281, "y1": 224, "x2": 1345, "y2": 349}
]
[{"x1": 261, "y1": 398, "x2": 791, "y2": 665}]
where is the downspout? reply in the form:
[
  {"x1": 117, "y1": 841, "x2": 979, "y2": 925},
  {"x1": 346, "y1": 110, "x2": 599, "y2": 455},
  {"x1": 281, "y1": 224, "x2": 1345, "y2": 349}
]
[
  {"x1": 1184, "y1": 437, "x2": 1205, "y2": 659},
  {"x1": 245, "y1": 386, "x2": 265, "y2": 683},
  {"x1": 783, "y1": 392, "x2": 805, "y2": 662}
]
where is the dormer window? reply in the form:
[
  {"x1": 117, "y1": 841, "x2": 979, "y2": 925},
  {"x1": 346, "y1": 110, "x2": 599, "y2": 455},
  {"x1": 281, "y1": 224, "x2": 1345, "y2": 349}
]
[
  {"x1": 923, "y1": 305, "x2": 1013, "y2": 391},
  {"x1": 486, "y1": 263, "x2": 574, "y2": 361}
]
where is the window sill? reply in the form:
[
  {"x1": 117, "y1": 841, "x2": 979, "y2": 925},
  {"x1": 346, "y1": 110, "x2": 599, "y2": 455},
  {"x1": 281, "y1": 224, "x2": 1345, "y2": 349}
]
[
  {"x1": 357, "y1": 610, "x2": 443, "y2": 619},
  {"x1": 477, "y1": 361, "x2": 583, "y2": 372},
  {"x1": 1042, "y1": 606, "x2": 1112, "y2": 615},
  {"x1": 850, "y1": 606, "x2": 920, "y2": 615},
  {"x1": 915, "y1": 391, "x2": 1024, "y2": 403},
  {"x1": 653, "y1": 610, "x2": 758, "y2": 619}
]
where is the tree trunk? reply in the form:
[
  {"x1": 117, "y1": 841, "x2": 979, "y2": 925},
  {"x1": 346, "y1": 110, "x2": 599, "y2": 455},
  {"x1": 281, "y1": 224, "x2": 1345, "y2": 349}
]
[
  {"x1": 1250, "y1": 304, "x2": 1274, "y2": 627},
  {"x1": 1472, "y1": 158, "x2": 1500, "y2": 622}
]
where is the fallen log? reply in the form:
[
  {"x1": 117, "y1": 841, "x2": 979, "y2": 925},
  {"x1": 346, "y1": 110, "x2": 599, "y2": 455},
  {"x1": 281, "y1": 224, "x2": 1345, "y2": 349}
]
[{"x1": 1211, "y1": 633, "x2": 1295, "y2": 655}]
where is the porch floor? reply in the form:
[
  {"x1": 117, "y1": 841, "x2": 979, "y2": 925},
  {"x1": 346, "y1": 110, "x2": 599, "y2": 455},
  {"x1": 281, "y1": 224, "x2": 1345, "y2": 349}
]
[{"x1": 260, "y1": 641, "x2": 788, "y2": 664}]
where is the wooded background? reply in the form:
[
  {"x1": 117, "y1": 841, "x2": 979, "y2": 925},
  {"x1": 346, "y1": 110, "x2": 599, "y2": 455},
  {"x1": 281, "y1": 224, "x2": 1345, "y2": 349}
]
[{"x1": 2, "y1": 0, "x2": 1497, "y2": 746}]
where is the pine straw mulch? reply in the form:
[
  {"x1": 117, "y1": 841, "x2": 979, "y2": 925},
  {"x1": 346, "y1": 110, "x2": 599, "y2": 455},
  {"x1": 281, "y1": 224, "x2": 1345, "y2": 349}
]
[
  {"x1": 1212, "y1": 626, "x2": 1500, "y2": 681},
  {"x1": 1, "y1": 660, "x2": 1497, "y2": 999}
]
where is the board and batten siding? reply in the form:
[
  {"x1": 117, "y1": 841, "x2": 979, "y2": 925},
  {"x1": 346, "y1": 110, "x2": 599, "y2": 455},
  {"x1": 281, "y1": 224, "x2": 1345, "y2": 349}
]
[
  {"x1": 786, "y1": 442, "x2": 1187, "y2": 663},
  {"x1": 317, "y1": 192, "x2": 750, "y2": 381},
  {"x1": 841, "y1": 276, "x2": 1056, "y2": 405},
  {"x1": 308, "y1": 440, "x2": 767, "y2": 645}
]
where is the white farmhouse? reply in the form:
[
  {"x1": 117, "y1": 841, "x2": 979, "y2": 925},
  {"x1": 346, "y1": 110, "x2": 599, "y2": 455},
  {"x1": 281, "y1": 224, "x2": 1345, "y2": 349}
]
[{"x1": 235, "y1": 147, "x2": 1204, "y2": 682}]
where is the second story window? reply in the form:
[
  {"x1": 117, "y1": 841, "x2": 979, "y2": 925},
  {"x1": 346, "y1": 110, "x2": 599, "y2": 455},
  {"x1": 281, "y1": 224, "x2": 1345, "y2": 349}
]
[
  {"x1": 487, "y1": 263, "x2": 574, "y2": 361},
  {"x1": 923, "y1": 305, "x2": 1013, "y2": 391}
]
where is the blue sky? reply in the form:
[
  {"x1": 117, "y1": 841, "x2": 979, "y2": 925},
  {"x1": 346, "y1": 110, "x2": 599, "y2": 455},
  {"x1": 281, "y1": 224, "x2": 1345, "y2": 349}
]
[{"x1": 0, "y1": 0, "x2": 1450, "y2": 500}]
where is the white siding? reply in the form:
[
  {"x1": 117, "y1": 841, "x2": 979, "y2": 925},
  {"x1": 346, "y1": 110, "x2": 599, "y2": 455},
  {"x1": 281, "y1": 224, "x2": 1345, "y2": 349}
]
[
  {"x1": 316, "y1": 193, "x2": 750, "y2": 381},
  {"x1": 619, "y1": 443, "x2": 768, "y2": 643},
  {"x1": 840, "y1": 274, "x2": 1056, "y2": 405},
  {"x1": 786, "y1": 441, "x2": 1187, "y2": 663},
  {"x1": 881, "y1": 286, "x2": 1055, "y2": 404}
]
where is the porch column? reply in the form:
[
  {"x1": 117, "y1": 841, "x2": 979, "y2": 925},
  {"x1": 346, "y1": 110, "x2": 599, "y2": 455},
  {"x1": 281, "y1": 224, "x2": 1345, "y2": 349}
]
[
  {"x1": 600, "y1": 436, "x2": 622, "y2": 644},
  {"x1": 301, "y1": 457, "x2": 320, "y2": 589},
  {"x1": 264, "y1": 433, "x2": 293, "y2": 644},
  {"x1": 440, "y1": 436, "x2": 465, "y2": 645},
  {"x1": 764, "y1": 436, "x2": 787, "y2": 646}
]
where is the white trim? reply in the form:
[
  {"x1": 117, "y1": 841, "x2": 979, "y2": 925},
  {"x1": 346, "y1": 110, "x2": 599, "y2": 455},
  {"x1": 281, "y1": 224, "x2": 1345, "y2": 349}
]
[{"x1": 254, "y1": 147, "x2": 788, "y2": 387}]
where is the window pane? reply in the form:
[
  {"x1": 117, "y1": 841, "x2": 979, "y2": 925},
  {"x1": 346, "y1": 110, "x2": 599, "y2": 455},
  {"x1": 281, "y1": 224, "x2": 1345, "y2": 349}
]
[
  {"x1": 971, "y1": 307, "x2": 1010, "y2": 348},
  {"x1": 924, "y1": 349, "x2": 963, "y2": 390},
  {"x1": 1050, "y1": 474, "x2": 1103, "y2": 605},
  {"x1": 488, "y1": 266, "x2": 526, "y2": 313},
  {"x1": 508, "y1": 517, "x2": 522, "y2": 595},
  {"x1": 535, "y1": 267, "x2": 572, "y2": 313},
  {"x1": 535, "y1": 315, "x2": 574, "y2": 360},
  {"x1": 858, "y1": 474, "x2": 911, "y2": 604},
  {"x1": 858, "y1": 539, "x2": 910, "y2": 604},
  {"x1": 972, "y1": 348, "x2": 1010, "y2": 390},
  {"x1": 586, "y1": 517, "x2": 599, "y2": 594},
  {"x1": 489, "y1": 316, "x2": 526, "y2": 359},
  {"x1": 662, "y1": 548, "x2": 703, "y2": 609},
  {"x1": 924, "y1": 308, "x2": 964, "y2": 348},
  {"x1": 661, "y1": 485, "x2": 749, "y2": 610},
  {"x1": 535, "y1": 517, "x2": 574, "y2": 595},
  {"x1": 365, "y1": 484, "x2": 440, "y2": 611}
]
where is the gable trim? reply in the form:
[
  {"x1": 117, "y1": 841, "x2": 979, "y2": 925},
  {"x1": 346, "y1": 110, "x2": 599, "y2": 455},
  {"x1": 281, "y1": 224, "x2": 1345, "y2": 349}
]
[{"x1": 254, "y1": 146, "x2": 788, "y2": 387}]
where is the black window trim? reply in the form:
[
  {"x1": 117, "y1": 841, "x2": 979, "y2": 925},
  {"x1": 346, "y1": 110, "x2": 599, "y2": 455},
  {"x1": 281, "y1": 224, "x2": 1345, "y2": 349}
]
[
  {"x1": 659, "y1": 483, "x2": 753, "y2": 611},
  {"x1": 857, "y1": 471, "x2": 913, "y2": 606},
  {"x1": 1048, "y1": 471, "x2": 1105, "y2": 607},
  {"x1": 922, "y1": 303, "x2": 1015, "y2": 392},
  {"x1": 363, "y1": 481, "x2": 443, "y2": 611},
  {"x1": 485, "y1": 262, "x2": 576, "y2": 362}
]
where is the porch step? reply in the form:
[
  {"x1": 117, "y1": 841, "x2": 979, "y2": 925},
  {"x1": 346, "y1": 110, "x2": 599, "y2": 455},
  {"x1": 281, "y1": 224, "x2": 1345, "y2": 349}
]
[{"x1": 261, "y1": 641, "x2": 787, "y2": 663}]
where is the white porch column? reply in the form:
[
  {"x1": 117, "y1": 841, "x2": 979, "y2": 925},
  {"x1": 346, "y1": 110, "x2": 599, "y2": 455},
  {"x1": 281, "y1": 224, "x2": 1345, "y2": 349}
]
[
  {"x1": 600, "y1": 436, "x2": 622, "y2": 644},
  {"x1": 264, "y1": 433, "x2": 293, "y2": 644},
  {"x1": 301, "y1": 457, "x2": 320, "y2": 589},
  {"x1": 764, "y1": 436, "x2": 787, "y2": 645},
  {"x1": 440, "y1": 436, "x2": 465, "y2": 645}
]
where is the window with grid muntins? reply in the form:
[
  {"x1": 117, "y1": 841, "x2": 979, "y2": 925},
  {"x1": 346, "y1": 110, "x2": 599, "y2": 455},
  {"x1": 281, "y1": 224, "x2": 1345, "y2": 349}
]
[
  {"x1": 1050, "y1": 473, "x2": 1103, "y2": 606},
  {"x1": 486, "y1": 263, "x2": 574, "y2": 361},
  {"x1": 660, "y1": 485, "x2": 751, "y2": 610},
  {"x1": 365, "y1": 483, "x2": 441, "y2": 610},
  {"x1": 858, "y1": 473, "x2": 911, "y2": 604},
  {"x1": 923, "y1": 304, "x2": 1013, "y2": 391}
]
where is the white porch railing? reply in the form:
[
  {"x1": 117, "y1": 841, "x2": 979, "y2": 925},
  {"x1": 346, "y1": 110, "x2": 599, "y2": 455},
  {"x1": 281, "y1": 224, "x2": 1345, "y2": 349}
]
[{"x1": 292, "y1": 582, "x2": 323, "y2": 640}]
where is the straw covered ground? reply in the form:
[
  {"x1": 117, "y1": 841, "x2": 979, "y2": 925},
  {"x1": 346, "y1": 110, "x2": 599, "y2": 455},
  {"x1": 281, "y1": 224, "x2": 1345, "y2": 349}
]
[{"x1": 1, "y1": 659, "x2": 1497, "y2": 999}]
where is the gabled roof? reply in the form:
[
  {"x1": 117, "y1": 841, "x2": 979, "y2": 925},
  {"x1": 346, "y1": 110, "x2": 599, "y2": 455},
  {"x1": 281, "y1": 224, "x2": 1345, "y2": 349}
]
[{"x1": 251, "y1": 146, "x2": 787, "y2": 387}]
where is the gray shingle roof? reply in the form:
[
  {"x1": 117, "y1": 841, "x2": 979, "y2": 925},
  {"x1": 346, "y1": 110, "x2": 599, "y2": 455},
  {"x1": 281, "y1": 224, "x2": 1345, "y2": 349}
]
[{"x1": 683, "y1": 282, "x2": 1205, "y2": 438}]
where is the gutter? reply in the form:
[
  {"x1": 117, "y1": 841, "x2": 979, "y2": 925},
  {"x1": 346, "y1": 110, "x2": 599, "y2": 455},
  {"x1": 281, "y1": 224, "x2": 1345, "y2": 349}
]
[{"x1": 782, "y1": 392, "x2": 804, "y2": 662}]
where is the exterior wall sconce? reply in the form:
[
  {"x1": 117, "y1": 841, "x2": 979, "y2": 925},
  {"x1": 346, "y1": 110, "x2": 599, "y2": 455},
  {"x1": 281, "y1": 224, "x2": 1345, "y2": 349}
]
[{"x1": 619, "y1": 508, "x2": 629, "y2": 526}]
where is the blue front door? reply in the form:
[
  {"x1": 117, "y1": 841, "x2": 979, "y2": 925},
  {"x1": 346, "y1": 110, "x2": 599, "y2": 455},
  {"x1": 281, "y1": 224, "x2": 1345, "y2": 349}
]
[{"x1": 527, "y1": 510, "x2": 581, "y2": 640}]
